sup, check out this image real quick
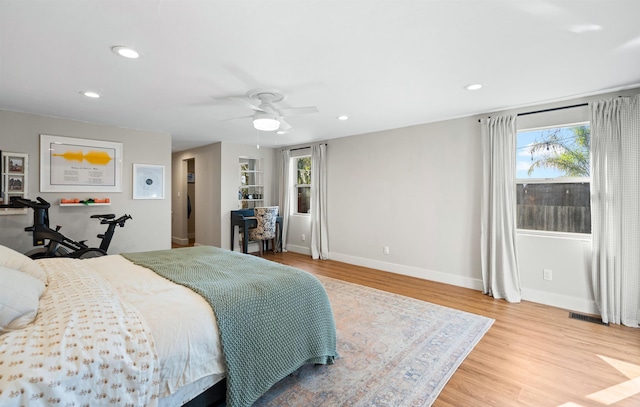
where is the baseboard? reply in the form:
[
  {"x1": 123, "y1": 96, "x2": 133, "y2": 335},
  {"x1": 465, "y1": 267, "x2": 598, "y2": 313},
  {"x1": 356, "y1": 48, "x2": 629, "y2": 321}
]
[
  {"x1": 172, "y1": 236, "x2": 189, "y2": 246},
  {"x1": 521, "y1": 288, "x2": 599, "y2": 315},
  {"x1": 286, "y1": 244, "x2": 312, "y2": 256},
  {"x1": 236, "y1": 241, "x2": 260, "y2": 254},
  {"x1": 328, "y1": 251, "x2": 599, "y2": 315},
  {"x1": 328, "y1": 252, "x2": 483, "y2": 291}
]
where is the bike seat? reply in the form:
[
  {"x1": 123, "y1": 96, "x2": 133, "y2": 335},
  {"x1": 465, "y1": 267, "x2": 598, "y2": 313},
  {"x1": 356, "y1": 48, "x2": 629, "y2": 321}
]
[{"x1": 90, "y1": 214, "x2": 115, "y2": 219}]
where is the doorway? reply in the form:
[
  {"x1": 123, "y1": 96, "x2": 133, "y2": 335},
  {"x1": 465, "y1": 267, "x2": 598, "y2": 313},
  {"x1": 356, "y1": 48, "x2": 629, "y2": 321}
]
[{"x1": 186, "y1": 158, "x2": 195, "y2": 245}]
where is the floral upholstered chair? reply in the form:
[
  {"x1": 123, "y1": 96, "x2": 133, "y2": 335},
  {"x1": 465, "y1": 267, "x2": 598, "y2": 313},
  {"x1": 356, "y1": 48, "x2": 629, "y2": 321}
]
[{"x1": 249, "y1": 206, "x2": 278, "y2": 256}]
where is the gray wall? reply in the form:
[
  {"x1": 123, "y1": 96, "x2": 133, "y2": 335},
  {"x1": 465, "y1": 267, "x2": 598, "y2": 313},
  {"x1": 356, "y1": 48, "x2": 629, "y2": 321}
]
[
  {"x1": 171, "y1": 142, "x2": 275, "y2": 250},
  {"x1": 327, "y1": 115, "x2": 483, "y2": 286},
  {"x1": 0, "y1": 110, "x2": 172, "y2": 254},
  {"x1": 293, "y1": 87, "x2": 639, "y2": 314}
]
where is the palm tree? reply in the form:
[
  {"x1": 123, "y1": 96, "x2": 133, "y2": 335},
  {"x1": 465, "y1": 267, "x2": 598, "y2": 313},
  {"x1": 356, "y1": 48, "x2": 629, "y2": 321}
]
[
  {"x1": 297, "y1": 156, "x2": 312, "y2": 184},
  {"x1": 527, "y1": 125, "x2": 590, "y2": 177}
]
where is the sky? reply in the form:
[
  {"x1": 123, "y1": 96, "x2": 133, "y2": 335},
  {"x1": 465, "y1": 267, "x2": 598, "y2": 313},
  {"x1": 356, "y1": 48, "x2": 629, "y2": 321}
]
[{"x1": 516, "y1": 125, "x2": 587, "y2": 179}]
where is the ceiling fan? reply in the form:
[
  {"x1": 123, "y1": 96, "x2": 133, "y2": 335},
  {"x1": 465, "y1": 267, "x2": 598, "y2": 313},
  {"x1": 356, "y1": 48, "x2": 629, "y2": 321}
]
[{"x1": 228, "y1": 89, "x2": 318, "y2": 132}]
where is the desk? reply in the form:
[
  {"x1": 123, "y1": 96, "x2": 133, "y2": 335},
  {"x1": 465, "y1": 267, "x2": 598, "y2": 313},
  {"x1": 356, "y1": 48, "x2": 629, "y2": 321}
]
[{"x1": 230, "y1": 209, "x2": 282, "y2": 254}]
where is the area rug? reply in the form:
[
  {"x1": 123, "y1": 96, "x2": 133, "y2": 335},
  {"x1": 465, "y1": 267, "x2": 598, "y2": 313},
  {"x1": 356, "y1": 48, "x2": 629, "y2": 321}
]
[{"x1": 254, "y1": 275, "x2": 494, "y2": 407}]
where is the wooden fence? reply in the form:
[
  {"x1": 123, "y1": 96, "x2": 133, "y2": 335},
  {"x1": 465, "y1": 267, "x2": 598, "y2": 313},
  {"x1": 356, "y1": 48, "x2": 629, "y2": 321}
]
[
  {"x1": 517, "y1": 205, "x2": 591, "y2": 233},
  {"x1": 516, "y1": 183, "x2": 591, "y2": 233}
]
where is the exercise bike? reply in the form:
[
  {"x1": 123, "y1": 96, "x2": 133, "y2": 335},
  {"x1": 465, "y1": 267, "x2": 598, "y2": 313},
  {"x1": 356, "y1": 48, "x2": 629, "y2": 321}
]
[{"x1": 15, "y1": 197, "x2": 132, "y2": 259}]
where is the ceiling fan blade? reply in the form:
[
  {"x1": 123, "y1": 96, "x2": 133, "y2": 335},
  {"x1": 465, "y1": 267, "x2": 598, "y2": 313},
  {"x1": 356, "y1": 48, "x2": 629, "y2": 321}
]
[
  {"x1": 278, "y1": 106, "x2": 318, "y2": 117},
  {"x1": 278, "y1": 118, "x2": 293, "y2": 131},
  {"x1": 230, "y1": 96, "x2": 265, "y2": 112},
  {"x1": 218, "y1": 114, "x2": 253, "y2": 123}
]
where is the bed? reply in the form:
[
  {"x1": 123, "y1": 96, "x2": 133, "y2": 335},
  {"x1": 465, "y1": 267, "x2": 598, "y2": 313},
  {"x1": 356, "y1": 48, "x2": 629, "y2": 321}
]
[{"x1": 0, "y1": 244, "x2": 338, "y2": 407}]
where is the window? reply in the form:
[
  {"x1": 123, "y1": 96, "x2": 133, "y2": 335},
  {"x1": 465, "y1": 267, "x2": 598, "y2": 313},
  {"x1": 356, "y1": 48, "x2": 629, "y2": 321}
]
[
  {"x1": 295, "y1": 156, "x2": 311, "y2": 214},
  {"x1": 516, "y1": 123, "x2": 591, "y2": 234}
]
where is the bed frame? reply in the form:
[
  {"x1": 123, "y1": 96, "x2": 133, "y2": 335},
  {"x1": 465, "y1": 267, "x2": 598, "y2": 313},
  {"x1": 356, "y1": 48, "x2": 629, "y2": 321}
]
[{"x1": 183, "y1": 379, "x2": 227, "y2": 407}]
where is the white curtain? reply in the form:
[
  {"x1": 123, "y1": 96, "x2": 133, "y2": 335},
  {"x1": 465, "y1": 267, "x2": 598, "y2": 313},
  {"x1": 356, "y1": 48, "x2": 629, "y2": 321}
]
[
  {"x1": 310, "y1": 144, "x2": 329, "y2": 260},
  {"x1": 590, "y1": 95, "x2": 640, "y2": 327},
  {"x1": 277, "y1": 149, "x2": 292, "y2": 252},
  {"x1": 480, "y1": 115, "x2": 521, "y2": 302}
]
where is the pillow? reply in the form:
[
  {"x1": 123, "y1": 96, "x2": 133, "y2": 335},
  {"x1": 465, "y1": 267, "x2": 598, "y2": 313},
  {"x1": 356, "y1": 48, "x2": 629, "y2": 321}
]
[
  {"x1": 0, "y1": 265, "x2": 46, "y2": 333},
  {"x1": 0, "y1": 244, "x2": 48, "y2": 286}
]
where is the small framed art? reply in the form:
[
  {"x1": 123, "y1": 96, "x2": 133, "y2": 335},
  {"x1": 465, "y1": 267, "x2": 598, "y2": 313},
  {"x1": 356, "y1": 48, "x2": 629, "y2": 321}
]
[
  {"x1": 133, "y1": 164, "x2": 165, "y2": 200},
  {"x1": 8, "y1": 175, "x2": 24, "y2": 192},
  {"x1": 7, "y1": 155, "x2": 25, "y2": 173}
]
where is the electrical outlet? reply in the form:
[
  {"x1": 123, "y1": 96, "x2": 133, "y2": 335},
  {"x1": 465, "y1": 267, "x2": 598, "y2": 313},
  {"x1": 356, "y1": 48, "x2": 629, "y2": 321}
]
[
  {"x1": 543, "y1": 269, "x2": 553, "y2": 281},
  {"x1": 301, "y1": 234, "x2": 306, "y2": 241},
  {"x1": 383, "y1": 246, "x2": 390, "y2": 255}
]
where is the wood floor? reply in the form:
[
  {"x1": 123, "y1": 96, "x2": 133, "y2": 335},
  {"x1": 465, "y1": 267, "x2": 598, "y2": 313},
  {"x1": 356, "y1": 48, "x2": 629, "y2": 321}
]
[{"x1": 260, "y1": 251, "x2": 640, "y2": 407}]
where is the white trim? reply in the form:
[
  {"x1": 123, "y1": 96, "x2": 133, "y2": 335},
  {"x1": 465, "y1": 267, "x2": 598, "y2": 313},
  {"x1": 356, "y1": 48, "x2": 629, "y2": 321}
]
[
  {"x1": 329, "y1": 251, "x2": 483, "y2": 291},
  {"x1": 521, "y1": 287, "x2": 598, "y2": 315},
  {"x1": 172, "y1": 236, "x2": 189, "y2": 246},
  {"x1": 516, "y1": 177, "x2": 590, "y2": 184},
  {"x1": 329, "y1": 251, "x2": 599, "y2": 314},
  {"x1": 286, "y1": 244, "x2": 311, "y2": 256},
  {"x1": 516, "y1": 229, "x2": 592, "y2": 241},
  {"x1": 518, "y1": 120, "x2": 589, "y2": 133}
]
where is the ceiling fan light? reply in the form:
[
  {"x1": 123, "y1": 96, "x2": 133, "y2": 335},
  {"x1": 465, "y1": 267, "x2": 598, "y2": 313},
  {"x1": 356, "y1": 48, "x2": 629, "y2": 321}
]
[
  {"x1": 81, "y1": 91, "x2": 101, "y2": 98},
  {"x1": 112, "y1": 45, "x2": 140, "y2": 59},
  {"x1": 253, "y1": 113, "x2": 280, "y2": 131}
]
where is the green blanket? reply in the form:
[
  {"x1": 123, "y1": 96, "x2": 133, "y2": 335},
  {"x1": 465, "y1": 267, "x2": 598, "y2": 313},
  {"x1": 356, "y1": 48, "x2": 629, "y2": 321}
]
[{"x1": 122, "y1": 246, "x2": 338, "y2": 407}]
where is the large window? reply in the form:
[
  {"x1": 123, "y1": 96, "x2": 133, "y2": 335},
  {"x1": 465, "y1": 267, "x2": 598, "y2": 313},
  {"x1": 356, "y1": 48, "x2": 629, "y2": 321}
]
[
  {"x1": 295, "y1": 156, "x2": 311, "y2": 214},
  {"x1": 516, "y1": 123, "x2": 591, "y2": 234}
]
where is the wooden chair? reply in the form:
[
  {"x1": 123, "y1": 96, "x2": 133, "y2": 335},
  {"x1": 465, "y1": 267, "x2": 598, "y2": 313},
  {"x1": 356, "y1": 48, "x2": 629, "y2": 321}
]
[{"x1": 248, "y1": 206, "x2": 278, "y2": 256}]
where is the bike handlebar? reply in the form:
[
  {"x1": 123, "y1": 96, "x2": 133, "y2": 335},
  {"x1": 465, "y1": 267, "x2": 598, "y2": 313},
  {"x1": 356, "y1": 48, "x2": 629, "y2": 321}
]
[
  {"x1": 90, "y1": 213, "x2": 115, "y2": 220},
  {"x1": 100, "y1": 214, "x2": 132, "y2": 226},
  {"x1": 15, "y1": 197, "x2": 51, "y2": 209},
  {"x1": 88, "y1": 213, "x2": 132, "y2": 226}
]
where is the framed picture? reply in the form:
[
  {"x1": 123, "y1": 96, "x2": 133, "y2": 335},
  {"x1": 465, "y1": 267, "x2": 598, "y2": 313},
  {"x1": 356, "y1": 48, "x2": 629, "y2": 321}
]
[
  {"x1": 8, "y1": 175, "x2": 24, "y2": 192},
  {"x1": 7, "y1": 155, "x2": 24, "y2": 174},
  {"x1": 187, "y1": 172, "x2": 195, "y2": 183},
  {"x1": 133, "y1": 164, "x2": 165, "y2": 199},
  {"x1": 40, "y1": 134, "x2": 123, "y2": 192}
]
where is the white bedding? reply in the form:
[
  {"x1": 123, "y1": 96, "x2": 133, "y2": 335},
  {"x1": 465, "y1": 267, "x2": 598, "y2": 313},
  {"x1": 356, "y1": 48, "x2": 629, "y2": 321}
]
[{"x1": 0, "y1": 254, "x2": 226, "y2": 407}]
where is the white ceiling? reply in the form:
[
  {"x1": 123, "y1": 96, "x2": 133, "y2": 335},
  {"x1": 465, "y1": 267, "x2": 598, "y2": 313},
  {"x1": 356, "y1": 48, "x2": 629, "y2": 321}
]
[{"x1": 1, "y1": 1, "x2": 639, "y2": 151}]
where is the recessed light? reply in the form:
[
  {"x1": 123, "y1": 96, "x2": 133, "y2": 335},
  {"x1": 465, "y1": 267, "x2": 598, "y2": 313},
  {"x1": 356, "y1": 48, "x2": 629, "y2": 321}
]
[
  {"x1": 465, "y1": 84, "x2": 483, "y2": 91},
  {"x1": 569, "y1": 24, "x2": 602, "y2": 34},
  {"x1": 111, "y1": 45, "x2": 140, "y2": 59},
  {"x1": 81, "y1": 91, "x2": 101, "y2": 98},
  {"x1": 337, "y1": 115, "x2": 349, "y2": 121}
]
